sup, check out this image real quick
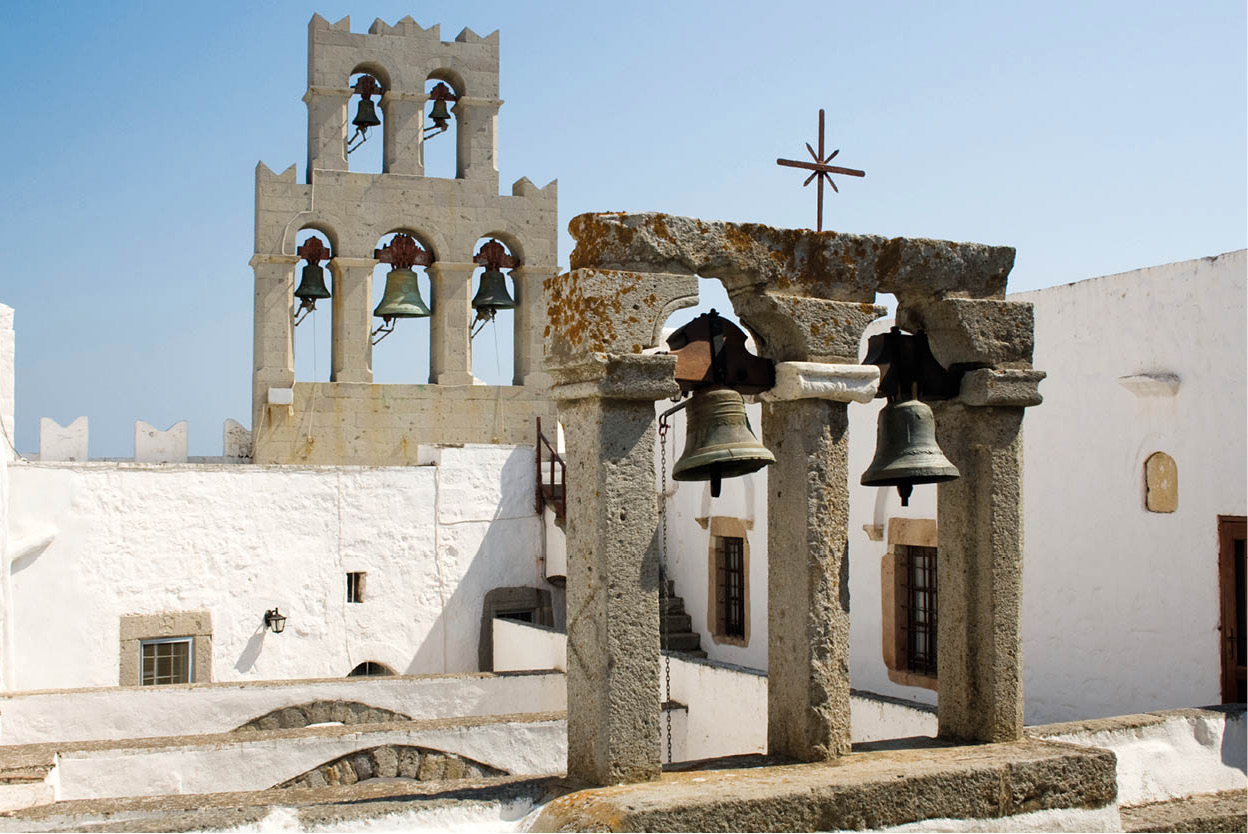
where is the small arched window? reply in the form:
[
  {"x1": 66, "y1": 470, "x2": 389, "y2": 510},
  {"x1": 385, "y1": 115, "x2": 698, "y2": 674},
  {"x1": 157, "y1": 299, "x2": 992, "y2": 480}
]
[{"x1": 347, "y1": 661, "x2": 396, "y2": 678}]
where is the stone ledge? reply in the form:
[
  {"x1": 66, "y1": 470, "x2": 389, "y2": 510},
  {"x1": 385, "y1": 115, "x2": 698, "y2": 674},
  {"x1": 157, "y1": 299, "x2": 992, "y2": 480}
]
[
  {"x1": 532, "y1": 739, "x2": 1117, "y2": 832},
  {"x1": 958, "y1": 368, "x2": 1046, "y2": 407}
]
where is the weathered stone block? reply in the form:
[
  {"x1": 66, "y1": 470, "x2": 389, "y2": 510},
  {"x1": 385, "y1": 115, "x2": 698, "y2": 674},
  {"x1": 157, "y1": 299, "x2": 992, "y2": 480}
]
[
  {"x1": 418, "y1": 752, "x2": 447, "y2": 781},
  {"x1": 758, "y1": 363, "x2": 879, "y2": 404},
  {"x1": 398, "y1": 748, "x2": 422, "y2": 778},
  {"x1": 373, "y1": 746, "x2": 398, "y2": 778},
  {"x1": 734, "y1": 294, "x2": 884, "y2": 363},
  {"x1": 958, "y1": 368, "x2": 1046, "y2": 407},
  {"x1": 543, "y1": 268, "x2": 697, "y2": 365},
  {"x1": 443, "y1": 757, "x2": 468, "y2": 779},
  {"x1": 568, "y1": 212, "x2": 1014, "y2": 300},
  {"x1": 549, "y1": 353, "x2": 679, "y2": 403},
  {"x1": 278, "y1": 707, "x2": 308, "y2": 729},
  {"x1": 351, "y1": 753, "x2": 373, "y2": 781},
  {"x1": 897, "y1": 298, "x2": 1034, "y2": 367}
]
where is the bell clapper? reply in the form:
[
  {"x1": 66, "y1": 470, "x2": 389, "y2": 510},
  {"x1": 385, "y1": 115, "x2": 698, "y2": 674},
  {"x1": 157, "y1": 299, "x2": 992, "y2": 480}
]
[
  {"x1": 470, "y1": 307, "x2": 497, "y2": 339},
  {"x1": 370, "y1": 316, "x2": 395, "y2": 345},
  {"x1": 293, "y1": 298, "x2": 316, "y2": 326},
  {"x1": 346, "y1": 126, "x2": 369, "y2": 154},
  {"x1": 897, "y1": 482, "x2": 913, "y2": 507}
]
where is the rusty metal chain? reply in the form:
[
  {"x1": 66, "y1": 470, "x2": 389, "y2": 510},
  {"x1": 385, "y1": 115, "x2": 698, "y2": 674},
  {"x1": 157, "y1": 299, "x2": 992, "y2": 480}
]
[{"x1": 658, "y1": 416, "x2": 673, "y2": 765}]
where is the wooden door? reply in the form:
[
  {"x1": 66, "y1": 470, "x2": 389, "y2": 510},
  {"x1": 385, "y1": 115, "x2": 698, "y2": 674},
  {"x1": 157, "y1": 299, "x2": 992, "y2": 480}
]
[{"x1": 1219, "y1": 515, "x2": 1246, "y2": 703}]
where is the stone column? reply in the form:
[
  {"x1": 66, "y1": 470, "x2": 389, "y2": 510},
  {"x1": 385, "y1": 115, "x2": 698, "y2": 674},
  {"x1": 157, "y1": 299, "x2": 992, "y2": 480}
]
[
  {"x1": 428, "y1": 262, "x2": 474, "y2": 385},
  {"x1": 931, "y1": 369, "x2": 1044, "y2": 743},
  {"x1": 511, "y1": 263, "x2": 558, "y2": 388},
  {"x1": 329, "y1": 258, "x2": 375, "y2": 384},
  {"x1": 304, "y1": 87, "x2": 350, "y2": 178},
  {"x1": 759, "y1": 363, "x2": 878, "y2": 762},
  {"x1": 552, "y1": 354, "x2": 680, "y2": 786},
  {"x1": 381, "y1": 91, "x2": 425, "y2": 176},
  {"x1": 250, "y1": 254, "x2": 299, "y2": 434},
  {"x1": 453, "y1": 97, "x2": 501, "y2": 188}
]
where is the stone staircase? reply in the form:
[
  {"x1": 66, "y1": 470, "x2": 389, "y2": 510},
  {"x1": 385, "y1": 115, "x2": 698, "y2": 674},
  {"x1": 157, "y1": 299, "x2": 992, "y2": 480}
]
[{"x1": 660, "y1": 579, "x2": 707, "y2": 659}]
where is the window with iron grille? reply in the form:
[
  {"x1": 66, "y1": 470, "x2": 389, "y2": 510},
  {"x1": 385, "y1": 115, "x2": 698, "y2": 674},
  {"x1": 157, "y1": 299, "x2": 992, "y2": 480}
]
[
  {"x1": 899, "y1": 544, "x2": 937, "y2": 676},
  {"x1": 140, "y1": 637, "x2": 193, "y2": 686},
  {"x1": 716, "y1": 536, "x2": 746, "y2": 639},
  {"x1": 346, "y1": 572, "x2": 365, "y2": 603}
]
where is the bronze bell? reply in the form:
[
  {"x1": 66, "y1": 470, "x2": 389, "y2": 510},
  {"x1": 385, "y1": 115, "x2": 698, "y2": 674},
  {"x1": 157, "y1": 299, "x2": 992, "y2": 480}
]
[
  {"x1": 428, "y1": 98, "x2": 452, "y2": 130},
  {"x1": 353, "y1": 98, "x2": 381, "y2": 130},
  {"x1": 471, "y1": 268, "x2": 517, "y2": 317},
  {"x1": 672, "y1": 387, "x2": 775, "y2": 498},
  {"x1": 861, "y1": 399, "x2": 959, "y2": 506},
  {"x1": 293, "y1": 262, "x2": 331, "y2": 304},
  {"x1": 373, "y1": 268, "x2": 431, "y2": 319}
]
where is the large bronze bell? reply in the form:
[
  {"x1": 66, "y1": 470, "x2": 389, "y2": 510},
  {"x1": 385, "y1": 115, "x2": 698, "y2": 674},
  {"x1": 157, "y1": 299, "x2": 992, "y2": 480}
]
[
  {"x1": 293, "y1": 263, "x2": 331, "y2": 304},
  {"x1": 861, "y1": 399, "x2": 959, "y2": 506},
  {"x1": 353, "y1": 98, "x2": 381, "y2": 130},
  {"x1": 427, "y1": 98, "x2": 452, "y2": 130},
  {"x1": 471, "y1": 268, "x2": 517, "y2": 317},
  {"x1": 672, "y1": 387, "x2": 775, "y2": 498},
  {"x1": 373, "y1": 267, "x2": 431, "y2": 319}
]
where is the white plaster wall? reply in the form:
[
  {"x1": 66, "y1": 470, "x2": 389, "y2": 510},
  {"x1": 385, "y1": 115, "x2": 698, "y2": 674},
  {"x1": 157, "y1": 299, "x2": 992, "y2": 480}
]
[
  {"x1": 667, "y1": 654, "x2": 767, "y2": 759},
  {"x1": 656, "y1": 399, "x2": 769, "y2": 671},
  {"x1": 1034, "y1": 708, "x2": 1247, "y2": 806},
  {"x1": 493, "y1": 618, "x2": 565, "y2": 672},
  {"x1": 0, "y1": 671, "x2": 564, "y2": 745},
  {"x1": 850, "y1": 690, "x2": 938, "y2": 743},
  {"x1": 4, "y1": 444, "x2": 546, "y2": 691},
  {"x1": 0, "y1": 305, "x2": 12, "y2": 692},
  {"x1": 54, "y1": 716, "x2": 566, "y2": 801},
  {"x1": 1014, "y1": 250, "x2": 1247, "y2": 723}
]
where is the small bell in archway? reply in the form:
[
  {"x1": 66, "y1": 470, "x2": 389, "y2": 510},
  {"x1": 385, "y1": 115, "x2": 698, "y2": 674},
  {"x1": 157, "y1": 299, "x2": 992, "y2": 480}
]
[
  {"x1": 425, "y1": 82, "x2": 458, "y2": 138},
  {"x1": 470, "y1": 239, "x2": 519, "y2": 337},
  {"x1": 348, "y1": 75, "x2": 383, "y2": 153},
  {"x1": 371, "y1": 234, "x2": 433, "y2": 344},
  {"x1": 293, "y1": 236, "x2": 333, "y2": 325}
]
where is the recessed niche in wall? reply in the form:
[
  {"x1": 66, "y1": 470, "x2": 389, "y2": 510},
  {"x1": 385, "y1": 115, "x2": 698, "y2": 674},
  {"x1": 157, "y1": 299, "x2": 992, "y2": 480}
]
[{"x1": 1144, "y1": 451, "x2": 1178, "y2": 513}]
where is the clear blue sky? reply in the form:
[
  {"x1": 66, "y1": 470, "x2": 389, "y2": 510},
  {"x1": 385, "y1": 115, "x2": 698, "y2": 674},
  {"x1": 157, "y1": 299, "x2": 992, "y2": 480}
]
[{"x1": 1, "y1": 1, "x2": 1243, "y2": 456}]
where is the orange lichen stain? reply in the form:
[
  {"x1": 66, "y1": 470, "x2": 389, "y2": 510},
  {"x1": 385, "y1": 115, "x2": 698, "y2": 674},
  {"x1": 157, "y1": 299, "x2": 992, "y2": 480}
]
[
  {"x1": 858, "y1": 302, "x2": 878, "y2": 314},
  {"x1": 649, "y1": 213, "x2": 674, "y2": 242},
  {"x1": 569, "y1": 213, "x2": 638, "y2": 270},
  {"x1": 810, "y1": 322, "x2": 823, "y2": 336},
  {"x1": 543, "y1": 269, "x2": 638, "y2": 353}
]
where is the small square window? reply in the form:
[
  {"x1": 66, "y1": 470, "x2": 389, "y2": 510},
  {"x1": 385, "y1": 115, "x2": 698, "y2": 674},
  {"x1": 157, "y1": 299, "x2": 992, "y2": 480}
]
[
  {"x1": 881, "y1": 518, "x2": 939, "y2": 691},
  {"x1": 140, "y1": 638, "x2": 192, "y2": 685},
  {"x1": 347, "y1": 572, "x2": 366, "y2": 603}
]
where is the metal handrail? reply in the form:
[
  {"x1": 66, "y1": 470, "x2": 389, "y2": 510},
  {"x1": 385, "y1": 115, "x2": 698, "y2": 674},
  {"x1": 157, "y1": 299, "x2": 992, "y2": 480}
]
[{"x1": 535, "y1": 417, "x2": 566, "y2": 521}]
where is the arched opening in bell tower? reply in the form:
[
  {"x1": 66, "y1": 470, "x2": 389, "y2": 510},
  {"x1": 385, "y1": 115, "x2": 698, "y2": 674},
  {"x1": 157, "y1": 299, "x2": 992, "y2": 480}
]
[
  {"x1": 346, "y1": 69, "x2": 387, "y2": 174},
  {"x1": 422, "y1": 72, "x2": 463, "y2": 180},
  {"x1": 292, "y1": 226, "x2": 335, "y2": 382},
  {"x1": 469, "y1": 234, "x2": 520, "y2": 386},
  {"x1": 369, "y1": 230, "x2": 434, "y2": 384}
]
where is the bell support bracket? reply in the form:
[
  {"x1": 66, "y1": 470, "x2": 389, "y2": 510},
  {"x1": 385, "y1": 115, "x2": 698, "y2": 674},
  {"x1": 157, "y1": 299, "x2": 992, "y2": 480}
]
[
  {"x1": 863, "y1": 326, "x2": 962, "y2": 401},
  {"x1": 666, "y1": 310, "x2": 774, "y2": 395},
  {"x1": 374, "y1": 234, "x2": 433, "y2": 269}
]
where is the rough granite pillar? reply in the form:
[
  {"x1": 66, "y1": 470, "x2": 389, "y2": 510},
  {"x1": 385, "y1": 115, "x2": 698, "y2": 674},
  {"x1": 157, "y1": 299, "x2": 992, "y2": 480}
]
[
  {"x1": 931, "y1": 369, "x2": 1043, "y2": 743},
  {"x1": 763, "y1": 398, "x2": 853, "y2": 760},
  {"x1": 304, "y1": 87, "x2": 350, "y2": 178},
  {"x1": 381, "y1": 92, "x2": 425, "y2": 176},
  {"x1": 330, "y1": 258, "x2": 374, "y2": 383},
  {"x1": 250, "y1": 254, "x2": 298, "y2": 432},
  {"x1": 511, "y1": 264, "x2": 558, "y2": 388},
  {"x1": 429, "y1": 262, "x2": 474, "y2": 385},
  {"x1": 552, "y1": 354, "x2": 679, "y2": 786}
]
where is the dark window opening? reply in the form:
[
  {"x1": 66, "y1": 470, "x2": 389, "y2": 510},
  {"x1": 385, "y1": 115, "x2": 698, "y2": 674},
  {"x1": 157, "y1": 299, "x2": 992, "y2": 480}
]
[
  {"x1": 141, "y1": 638, "x2": 192, "y2": 685},
  {"x1": 348, "y1": 661, "x2": 395, "y2": 677},
  {"x1": 716, "y1": 536, "x2": 746, "y2": 638},
  {"x1": 498, "y1": 610, "x2": 534, "y2": 623},
  {"x1": 900, "y1": 545, "x2": 938, "y2": 676},
  {"x1": 347, "y1": 572, "x2": 365, "y2": 603}
]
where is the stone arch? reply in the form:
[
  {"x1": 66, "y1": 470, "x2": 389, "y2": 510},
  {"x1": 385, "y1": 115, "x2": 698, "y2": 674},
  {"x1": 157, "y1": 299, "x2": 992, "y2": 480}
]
[
  {"x1": 426, "y1": 67, "x2": 466, "y2": 97},
  {"x1": 350, "y1": 61, "x2": 393, "y2": 92},
  {"x1": 274, "y1": 745, "x2": 505, "y2": 789},
  {"x1": 348, "y1": 660, "x2": 396, "y2": 677},
  {"x1": 234, "y1": 701, "x2": 412, "y2": 732}
]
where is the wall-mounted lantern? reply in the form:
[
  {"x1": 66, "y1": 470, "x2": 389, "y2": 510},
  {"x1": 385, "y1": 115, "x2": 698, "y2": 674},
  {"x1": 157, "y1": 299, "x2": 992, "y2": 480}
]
[
  {"x1": 348, "y1": 75, "x2": 384, "y2": 154},
  {"x1": 263, "y1": 607, "x2": 287, "y2": 634},
  {"x1": 860, "y1": 326, "x2": 960, "y2": 506},
  {"x1": 470, "y1": 239, "x2": 518, "y2": 337},
  {"x1": 424, "y1": 82, "x2": 459, "y2": 139},
  {"x1": 372, "y1": 233, "x2": 433, "y2": 344},
  {"x1": 293, "y1": 236, "x2": 333, "y2": 325}
]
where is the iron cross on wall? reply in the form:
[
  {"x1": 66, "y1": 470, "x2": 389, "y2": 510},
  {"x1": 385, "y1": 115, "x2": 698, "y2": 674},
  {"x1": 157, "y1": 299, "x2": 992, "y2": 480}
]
[{"x1": 776, "y1": 109, "x2": 865, "y2": 232}]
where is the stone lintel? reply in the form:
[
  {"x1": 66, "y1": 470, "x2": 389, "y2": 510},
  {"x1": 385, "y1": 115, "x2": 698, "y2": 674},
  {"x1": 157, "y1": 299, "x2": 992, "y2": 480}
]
[
  {"x1": 897, "y1": 298, "x2": 1034, "y2": 368},
  {"x1": 533, "y1": 739, "x2": 1118, "y2": 832},
  {"x1": 958, "y1": 368, "x2": 1046, "y2": 407},
  {"x1": 304, "y1": 86, "x2": 353, "y2": 101},
  {"x1": 543, "y1": 269, "x2": 697, "y2": 365},
  {"x1": 758, "y1": 362, "x2": 879, "y2": 403},
  {"x1": 568, "y1": 212, "x2": 1014, "y2": 300},
  {"x1": 733, "y1": 294, "x2": 884, "y2": 364},
  {"x1": 550, "y1": 354, "x2": 679, "y2": 403},
  {"x1": 331, "y1": 256, "x2": 378, "y2": 268},
  {"x1": 250, "y1": 253, "x2": 302, "y2": 267}
]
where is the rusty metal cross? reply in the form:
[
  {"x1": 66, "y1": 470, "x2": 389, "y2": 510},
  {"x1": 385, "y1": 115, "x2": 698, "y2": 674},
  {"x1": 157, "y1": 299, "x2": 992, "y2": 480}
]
[{"x1": 776, "y1": 109, "x2": 865, "y2": 232}]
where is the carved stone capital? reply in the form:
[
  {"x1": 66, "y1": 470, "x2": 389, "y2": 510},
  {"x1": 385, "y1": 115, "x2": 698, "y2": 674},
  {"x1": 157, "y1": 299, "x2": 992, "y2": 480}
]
[
  {"x1": 958, "y1": 368, "x2": 1046, "y2": 407},
  {"x1": 759, "y1": 362, "x2": 879, "y2": 404},
  {"x1": 550, "y1": 354, "x2": 679, "y2": 403}
]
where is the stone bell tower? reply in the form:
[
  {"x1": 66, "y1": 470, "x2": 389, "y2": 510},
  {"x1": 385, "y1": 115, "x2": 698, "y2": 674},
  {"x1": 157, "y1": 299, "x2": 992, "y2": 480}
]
[{"x1": 250, "y1": 14, "x2": 558, "y2": 465}]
